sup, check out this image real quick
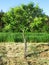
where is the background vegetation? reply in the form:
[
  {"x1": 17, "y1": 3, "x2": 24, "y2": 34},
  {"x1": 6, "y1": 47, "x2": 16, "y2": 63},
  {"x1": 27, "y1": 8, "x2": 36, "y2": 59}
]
[
  {"x1": 0, "y1": 32, "x2": 49, "y2": 42},
  {"x1": 0, "y1": 2, "x2": 49, "y2": 42}
]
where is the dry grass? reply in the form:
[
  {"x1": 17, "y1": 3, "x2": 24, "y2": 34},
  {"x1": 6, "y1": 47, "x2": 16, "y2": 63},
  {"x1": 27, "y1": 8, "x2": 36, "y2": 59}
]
[{"x1": 0, "y1": 42, "x2": 49, "y2": 65}]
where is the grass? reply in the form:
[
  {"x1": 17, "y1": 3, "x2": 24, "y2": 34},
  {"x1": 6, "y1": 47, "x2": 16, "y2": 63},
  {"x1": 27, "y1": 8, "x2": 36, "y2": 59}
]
[{"x1": 0, "y1": 32, "x2": 49, "y2": 42}]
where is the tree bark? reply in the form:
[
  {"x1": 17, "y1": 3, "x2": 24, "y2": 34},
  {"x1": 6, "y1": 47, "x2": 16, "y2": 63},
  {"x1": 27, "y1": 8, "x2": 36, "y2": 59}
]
[{"x1": 22, "y1": 30, "x2": 27, "y2": 58}]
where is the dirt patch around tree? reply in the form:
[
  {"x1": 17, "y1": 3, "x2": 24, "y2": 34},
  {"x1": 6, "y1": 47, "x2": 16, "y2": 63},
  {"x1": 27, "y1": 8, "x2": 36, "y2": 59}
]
[{"x1": 0, "y1": 43, "x2": 49, "y2": 65}]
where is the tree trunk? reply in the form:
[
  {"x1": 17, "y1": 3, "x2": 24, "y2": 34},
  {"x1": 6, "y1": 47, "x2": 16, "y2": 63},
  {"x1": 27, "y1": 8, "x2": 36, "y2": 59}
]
[{"x1": 22, "y1": 30, "x2": 27, "y2": 58}]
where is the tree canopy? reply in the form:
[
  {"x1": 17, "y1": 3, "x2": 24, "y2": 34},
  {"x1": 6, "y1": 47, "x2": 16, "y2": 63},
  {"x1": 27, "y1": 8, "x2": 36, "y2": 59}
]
[{"x1": 0, "y1": 2, "x2": 49, "y2": 32}]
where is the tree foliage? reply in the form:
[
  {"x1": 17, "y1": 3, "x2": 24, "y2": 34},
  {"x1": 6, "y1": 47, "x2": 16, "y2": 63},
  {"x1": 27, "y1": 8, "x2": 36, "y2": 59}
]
[{"x1": 0, "y1": 2, "x2": 49, "y2": 32}]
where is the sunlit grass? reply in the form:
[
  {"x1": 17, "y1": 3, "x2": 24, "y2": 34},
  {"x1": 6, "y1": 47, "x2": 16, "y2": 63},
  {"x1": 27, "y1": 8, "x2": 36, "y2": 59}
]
[{"x1": 0, "y1": 32, "x2": 49, "y2": 42}]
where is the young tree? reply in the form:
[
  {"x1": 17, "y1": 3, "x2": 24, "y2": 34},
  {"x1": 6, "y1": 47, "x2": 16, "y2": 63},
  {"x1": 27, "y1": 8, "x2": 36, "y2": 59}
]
[{"x1": 2, "y1": 2, "x2": 48, "y2": 58}]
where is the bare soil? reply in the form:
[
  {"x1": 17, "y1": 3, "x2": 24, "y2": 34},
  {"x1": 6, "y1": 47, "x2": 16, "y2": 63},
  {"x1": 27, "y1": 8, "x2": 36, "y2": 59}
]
[{"x1": 0, "y1": 42, "x2": 49, "y2": 65}]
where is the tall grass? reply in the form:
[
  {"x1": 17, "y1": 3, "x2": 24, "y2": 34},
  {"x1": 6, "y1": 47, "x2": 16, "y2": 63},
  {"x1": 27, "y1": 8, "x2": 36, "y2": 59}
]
[{"x1": 0, "y1": 32, "x2": 49, "y2": 42}]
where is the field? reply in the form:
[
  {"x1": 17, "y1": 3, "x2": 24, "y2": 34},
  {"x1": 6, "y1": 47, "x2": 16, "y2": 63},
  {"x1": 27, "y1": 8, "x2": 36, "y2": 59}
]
[
  {"x1": 0, "y1": 33, "x2": 49, "y2": 65},
  {"x1": 0, "y1": 43, "x2": 49, "y2": 65},
  {"x1": 0, "y1": 32, "x2": 49, "y2": 42},
  {"x1": 0, "y1": 1, "x2": 49, "y2": 65}
]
